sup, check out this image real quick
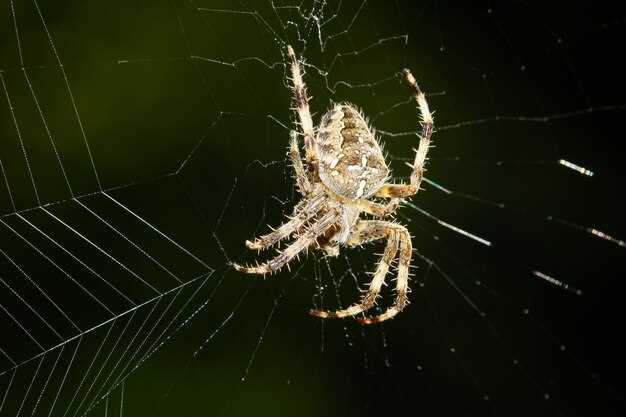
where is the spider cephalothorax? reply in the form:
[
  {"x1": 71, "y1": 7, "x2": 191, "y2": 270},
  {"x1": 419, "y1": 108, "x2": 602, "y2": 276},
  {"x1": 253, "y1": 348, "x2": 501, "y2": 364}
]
[{"x1": 232, "y1": 45, "x2": 434, "y2": 324}]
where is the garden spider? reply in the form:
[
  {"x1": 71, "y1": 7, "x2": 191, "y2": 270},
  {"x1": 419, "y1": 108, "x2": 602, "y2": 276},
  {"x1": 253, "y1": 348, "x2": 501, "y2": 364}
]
[{"x1": 232, "y1": 45, "x2": 433, "y2": 324}]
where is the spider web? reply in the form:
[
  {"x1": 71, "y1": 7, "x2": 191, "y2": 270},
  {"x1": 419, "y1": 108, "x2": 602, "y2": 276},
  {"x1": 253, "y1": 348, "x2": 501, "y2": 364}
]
[{"x1": 1, "y1": 0, "x2": 625, "y2": 416}]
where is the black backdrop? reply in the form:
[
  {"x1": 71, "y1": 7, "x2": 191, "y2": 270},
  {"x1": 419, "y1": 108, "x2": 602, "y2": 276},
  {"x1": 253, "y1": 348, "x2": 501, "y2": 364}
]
[{"x1": 0, "y1": 1, "x2": 625, "y2": 416}]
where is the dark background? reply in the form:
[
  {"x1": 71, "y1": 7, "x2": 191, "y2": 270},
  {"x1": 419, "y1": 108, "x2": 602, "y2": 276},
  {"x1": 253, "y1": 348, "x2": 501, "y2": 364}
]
[{"x1": 1, "y1": 1, "x2": 625, "y2": 416}]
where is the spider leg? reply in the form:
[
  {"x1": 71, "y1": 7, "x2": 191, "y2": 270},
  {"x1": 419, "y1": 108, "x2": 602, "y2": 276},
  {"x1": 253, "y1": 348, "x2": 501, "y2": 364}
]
[
  {"x1": 310, "y1": 221, "x2": 399, "y2": 318},
  {"x1": 358, "y1": 224, "x2": 412, "y2": 324},
  {"x1": 286, "y1": 45, "x2": 317, "y2": 165},
  {"x1": 319, "y1": 243, "x2": 340, "y2": 257},
  {"x1": 245, "y1": 192, "x2": 326, "y2": 251},
  {"x1": 232, "y1": 210, "x2": 338, "y2": 275},
  {"x1": 356, "y1": 199, "x2": 401, "y2": 218},
  {"x1": 375, "y1": 69, "x2": 433, "y2": 199},
  {"x1": 288, "y1": 130, "x2": 312, "y2": 195}
]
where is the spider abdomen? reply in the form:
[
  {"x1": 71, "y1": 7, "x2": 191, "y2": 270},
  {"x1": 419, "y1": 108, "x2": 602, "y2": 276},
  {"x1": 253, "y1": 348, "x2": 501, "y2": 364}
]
[{"x1": 317, "y1": 104, "x2": 389, "y2": 200}]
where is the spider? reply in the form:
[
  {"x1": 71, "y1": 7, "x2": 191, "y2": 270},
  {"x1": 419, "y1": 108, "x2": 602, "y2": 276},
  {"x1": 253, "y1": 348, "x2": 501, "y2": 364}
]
[{"x1": 232, "y1": 45, "x2": 433, "y2": 324}]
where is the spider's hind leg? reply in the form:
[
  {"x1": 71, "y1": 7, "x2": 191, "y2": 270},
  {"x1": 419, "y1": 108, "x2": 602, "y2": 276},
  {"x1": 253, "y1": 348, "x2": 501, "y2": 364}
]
[
  {"x1": 286, "y1": 45, "x2": 317, "y2": 165},
  {"x1": 375, "y1": 69, "x2": 434, "y2": 200},
  {"x1": 288, "y1": 130, "x2": 312, "y2": 195}
]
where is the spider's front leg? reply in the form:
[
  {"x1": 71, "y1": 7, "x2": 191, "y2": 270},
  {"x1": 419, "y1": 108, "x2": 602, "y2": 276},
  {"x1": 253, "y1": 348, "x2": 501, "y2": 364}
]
[
  {"x1": 376, "y1": 69, "x2": 434, "y2": 200},
  {"x1": 232, "y1": 210, "x2": 338, "y2": 275},
  {"x1": 310, "y1": 220, "x2": 411, "y2": 322},
  {"x1": 244, "y1": 192, "x2": 326, "y2": 251},
  {"x1": 357, "y1": 222, "x2": 412, "y2": 324},
  {"x1": 356, "y1": 199, "x2": 401, "y2": 218}
]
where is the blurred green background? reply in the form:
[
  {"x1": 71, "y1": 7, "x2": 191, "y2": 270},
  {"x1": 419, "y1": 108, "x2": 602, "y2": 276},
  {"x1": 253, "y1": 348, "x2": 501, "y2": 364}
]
[{"x1": 1, "y1": 1, "x2": 625, "y2": 416}]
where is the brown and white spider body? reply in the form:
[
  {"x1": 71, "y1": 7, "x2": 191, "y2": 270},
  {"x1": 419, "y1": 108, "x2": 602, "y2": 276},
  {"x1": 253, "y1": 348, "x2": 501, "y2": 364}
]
[{"x1": 232, "y1": 45, "x2": 434, "y2": 324}]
